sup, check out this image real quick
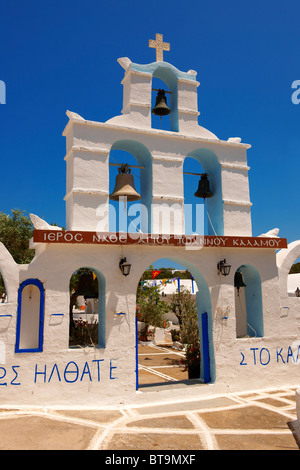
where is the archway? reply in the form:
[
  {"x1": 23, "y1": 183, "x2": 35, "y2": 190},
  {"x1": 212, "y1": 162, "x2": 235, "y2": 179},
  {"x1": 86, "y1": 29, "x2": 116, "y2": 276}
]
[
  {"x1": 135, "y1": 257, "x2": 214, "y2": 389},
  {"x1": 69, "y1": 267, "x2": 106, "y2": 348},
  {"x1": 277, "y1": 241, "x2": 300, "y2": 299},
  {"x1": 235, "y1": 264, "x2": 264, "y2": 338}
]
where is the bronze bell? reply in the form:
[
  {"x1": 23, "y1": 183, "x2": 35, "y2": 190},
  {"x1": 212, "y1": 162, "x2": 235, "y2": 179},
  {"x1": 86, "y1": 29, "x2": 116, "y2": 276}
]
[
  {"x1": 74, "y1": 271, "x2": 98, "y2": 299},
  {"x1": 109, "y1": 164, "x2": 141, "y2": 202},
  {"x1": 152, "y1": 89, "x2": 171, "y2": 116},
  {"x1": 194, "y1": 173, "x2": 213, "y2": 200},
  {"x1": 234, "y1": 271, "x2": 246, "y2": 295}
]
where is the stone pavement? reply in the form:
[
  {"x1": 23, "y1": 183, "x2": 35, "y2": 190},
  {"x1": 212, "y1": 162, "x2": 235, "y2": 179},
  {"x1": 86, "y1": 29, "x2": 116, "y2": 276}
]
[{"x1": 0, "y1": 385, "x2": 299, "y2": 450}]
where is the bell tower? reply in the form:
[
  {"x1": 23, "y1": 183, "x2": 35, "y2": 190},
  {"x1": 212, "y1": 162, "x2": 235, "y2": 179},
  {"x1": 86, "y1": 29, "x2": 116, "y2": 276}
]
[{"x1": 63, "y1": 34, "x2": 252, "y2": 236}]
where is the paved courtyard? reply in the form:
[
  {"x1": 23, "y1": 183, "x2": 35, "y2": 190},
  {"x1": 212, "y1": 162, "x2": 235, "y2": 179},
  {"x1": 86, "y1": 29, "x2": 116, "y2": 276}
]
[{"x1": 0, "y1": 342, "x2": 299, "y2": 450}]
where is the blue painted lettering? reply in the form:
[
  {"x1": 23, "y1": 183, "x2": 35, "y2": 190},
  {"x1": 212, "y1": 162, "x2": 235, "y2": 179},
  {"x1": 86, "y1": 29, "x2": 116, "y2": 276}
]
[
  {"x1": 35, "y1": 364, "x2": 47, "y2": 383},
  {"x1": 286, "y1": 346, "x2": 294, "y2": 363},
  {"x1": 240, "y1": 352, "x2": 247, "y2": 366},
  {"x1": 64, "y1": 361, "x2": 79, "y2": 383},
  {"x1": 80, "y1": 361, "x2": 92, "y2": 382},
  {"x1": 250, "y1": 348, "x2": 259, "y2": 365},
  {"x1": 259, "y1": 348, "x2": 270, "y2": 366},
  {"x1": 276, "y1": 348, "x2": 285, "y2": 364},
  {"x1": 11, "y1": 366, "x2": 20, "y2": 385},
  {"x1": 48, "y1": 363, "x2": 61, "y2": 383},
  {"x1": 0, "y1": 367, "x2": 7, "y2": 386},
  {"x1": 110, "y1": 359, "x2": 117, "y2": 379},
  {"x1": 92, "y1": 359, "x2": 104, "y2": 382}
]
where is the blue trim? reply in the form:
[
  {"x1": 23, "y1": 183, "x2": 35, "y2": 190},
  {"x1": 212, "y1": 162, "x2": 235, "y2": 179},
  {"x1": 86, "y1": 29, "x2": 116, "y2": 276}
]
[
  {"x1": 0, "y1": 315, "x2": 12, "y2": 317},
  {"x1": 135, "y1": 315, "x2": 139, "y2": 390},
  {"x1": 15, "y1": 279, "x2": 45, "y2": 353},
  {"x1": 131, "y1": 61, "x2": 198, "y2": 83},
  {"x1": 201, "y1": 312, "x2": 210, "y2": 383}
]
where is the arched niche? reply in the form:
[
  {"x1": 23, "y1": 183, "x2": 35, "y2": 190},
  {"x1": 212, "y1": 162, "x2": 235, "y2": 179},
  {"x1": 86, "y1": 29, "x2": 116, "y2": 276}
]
[
  {"x1": 109, "y1": 139, "x2": 153, "y2": 234},
  {"x1": 235, "y1": 264, "x2": 264, "y2": 338},
  {"x1": 15, "y1": 279, "x2": 45, "y2": 353},
  {"x1": 69, "y1": 267, "x2": 106, "y2": 348},
  {"x1": 185, "y1": 149, "x2": 223, "y2": 236}
]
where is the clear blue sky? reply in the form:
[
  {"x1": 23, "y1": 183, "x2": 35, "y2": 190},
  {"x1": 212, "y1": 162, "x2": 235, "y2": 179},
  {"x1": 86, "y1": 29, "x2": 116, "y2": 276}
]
[{"x1": 1, "y1": 0, "x2": 300, "y2": 269}]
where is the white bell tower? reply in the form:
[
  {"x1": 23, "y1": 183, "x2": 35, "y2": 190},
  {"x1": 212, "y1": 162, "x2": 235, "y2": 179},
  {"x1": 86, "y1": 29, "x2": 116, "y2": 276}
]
[{"x1": 63, "y1": 34, "x2": 252, "y2": 237}]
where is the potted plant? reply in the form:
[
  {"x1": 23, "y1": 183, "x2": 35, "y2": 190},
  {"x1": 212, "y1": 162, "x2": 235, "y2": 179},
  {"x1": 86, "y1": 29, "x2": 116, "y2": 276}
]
[
  {"x1": 181, "y1": 343, "x2": 201, "y2": 379},
  {"x1": 170, "y1": 328, "x2": 181, "y2": 342}
]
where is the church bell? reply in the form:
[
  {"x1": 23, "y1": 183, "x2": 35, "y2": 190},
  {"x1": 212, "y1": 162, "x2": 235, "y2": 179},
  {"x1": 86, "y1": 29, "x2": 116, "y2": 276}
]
[
  {"x1": 152, "y1": 89, "x2": 171, "y2": 117},
  {"x1": 194, "y1": 173, "x2": 213, "y2": 200},
  {"x1": 109, "y1": 164, "x2": 141, "y2": 202},
  {"x1": 234, "y1": 271, "x2": 246, "y2": 295},
  {"x1": 74, "y1": 271, "x2": 98, "y2": 299}
]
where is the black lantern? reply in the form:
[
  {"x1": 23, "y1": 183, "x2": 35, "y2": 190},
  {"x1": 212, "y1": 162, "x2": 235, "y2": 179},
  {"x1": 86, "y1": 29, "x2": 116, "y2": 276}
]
[
  {"x1": 119, "y1": 257, "x2": 131, "y2": 276},
  {"x1": 296, "y1": 287, "x2": 300, "y2": 297},
  {"x1": 217, "y1": 259, "x2": 231, "y2": 276}
]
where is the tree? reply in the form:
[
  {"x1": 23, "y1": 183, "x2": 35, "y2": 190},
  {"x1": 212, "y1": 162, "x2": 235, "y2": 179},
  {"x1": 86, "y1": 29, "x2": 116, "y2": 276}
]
[
  {"x1": 0, "y1": 210, "x2": 34, "y2": 264},
  {"x1": 136, "y1": 283, "x2": 169, "y2": 339},
  {"x1": 290, "y1": 262, "x2": 300, "y2": 274},
  {"x1": 169, "y1": 287, "x2": 197, "y2": 327},
  {"x1": 169, "y1": 287, "x2": 200, "y2": 371},
  {"x1": 0, "y1": 210, "x2": 35, "y2": 301}
]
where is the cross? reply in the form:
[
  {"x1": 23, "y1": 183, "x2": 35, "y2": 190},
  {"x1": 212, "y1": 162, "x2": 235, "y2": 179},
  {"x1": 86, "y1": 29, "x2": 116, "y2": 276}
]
[{"x1": 149, "y1": 33, "x2": 170, "y2": 62}]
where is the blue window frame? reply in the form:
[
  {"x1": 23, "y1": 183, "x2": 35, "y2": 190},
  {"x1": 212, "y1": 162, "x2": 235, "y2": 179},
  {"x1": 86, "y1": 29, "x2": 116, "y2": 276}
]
[{"x1": 15, "y1": 279, "x2": 45, "y2": 353}]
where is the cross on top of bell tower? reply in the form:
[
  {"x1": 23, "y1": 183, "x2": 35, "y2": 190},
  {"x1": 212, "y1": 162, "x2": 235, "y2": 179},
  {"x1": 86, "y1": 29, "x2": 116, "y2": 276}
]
[{"x1": 149, "y1": 33, "x2": 170, "y2": 62}]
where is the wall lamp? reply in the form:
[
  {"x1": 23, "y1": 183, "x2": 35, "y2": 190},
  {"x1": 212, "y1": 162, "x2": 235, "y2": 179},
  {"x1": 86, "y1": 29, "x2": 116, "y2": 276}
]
[
  {"x1": 217, "y1": 259, "x2": 231, "y2": 276},
  {"x1": 296, "y1": 287, "x2": 300, "y2": 297},
  {"x1": 119, "y1": 257, "x2": 131, "y2": 277}
]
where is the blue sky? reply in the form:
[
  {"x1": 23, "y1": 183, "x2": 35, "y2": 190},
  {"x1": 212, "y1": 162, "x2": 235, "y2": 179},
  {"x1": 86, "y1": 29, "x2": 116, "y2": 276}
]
[{"x1": 1, "y1": 0, "x2": 300, "y2": 269}]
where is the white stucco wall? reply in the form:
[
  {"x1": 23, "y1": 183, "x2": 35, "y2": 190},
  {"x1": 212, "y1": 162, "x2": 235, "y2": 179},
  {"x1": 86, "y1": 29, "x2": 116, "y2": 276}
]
[{"x1": 0, "y1": 58, "x2": 298, "y2": 407}]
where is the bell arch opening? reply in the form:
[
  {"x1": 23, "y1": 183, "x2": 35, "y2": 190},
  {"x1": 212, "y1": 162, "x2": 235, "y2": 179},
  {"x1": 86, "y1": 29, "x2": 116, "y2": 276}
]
[
  {"x1": 135, "y1": 257, "x2": 215, "y2": 389},
  {"x1": 151, "y1": 65, "x2": 178, "y2": 132},
  {"x1": 151, "y1": 77, "x2": 172, "y2": 131},
  {"x1": 183, "y1": 157, "x2": 207, "y2": 236},
  {"x1": 69, "y1": 267, "x2": 106, "y2": 348},
  {"x1": 234, "y1": 264, "x2": 264, "y2": 338},
  {"x1": 184, "y1": 149, "x2": 223, "y2": 236},
  {"x1": 108, "y1": 140, "x2": 152, "y2": 234}
]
